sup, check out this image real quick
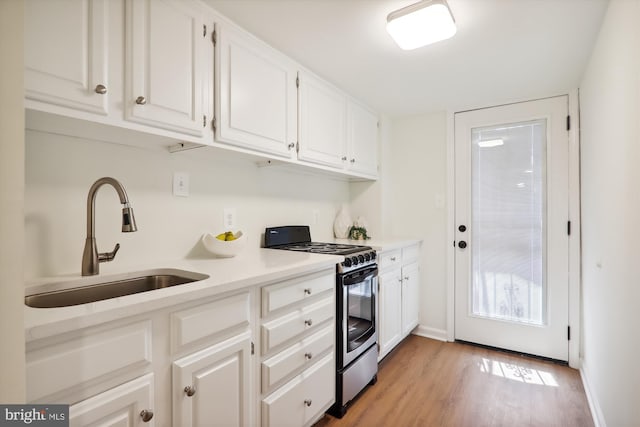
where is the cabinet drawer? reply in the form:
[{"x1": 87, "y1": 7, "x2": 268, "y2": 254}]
[
  {"x1": 262, "y1": 354, "x2": 335, "y2": 427},
  {"x1": 262, "y1": 297, "x2": 334, "y2": 354},
  {"x1": 402, "y1": 244, "x2": 420, "y2": 264},
  {"x1": 262, "y1": 270, "x2": 335, "y2": 316},
  {"x1": 27, "y1": 321, "x2": 152, "y2": 403},
  {"x1": 171, "y1": 291, "x2": 250, "y2": 354},
  {"x1": 262, "y1": 325, "x2": 333, "y2": 393},
  {"x1": 378, "y1": 249, "x2": 401, "y2": 270}
]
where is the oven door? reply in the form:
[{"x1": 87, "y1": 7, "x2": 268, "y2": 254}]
[{"x1": 341, "y1": 266, "x2": 378, "y2": 368}]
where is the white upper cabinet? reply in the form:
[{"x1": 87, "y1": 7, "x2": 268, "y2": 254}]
[
  {"x1": 24, "y1": 0, "x2": 109, "y2": 115},
  {"x1": 216, "y1": 22, "x2": 298, "y2": 158},
  {"x1": 125, "y1": 0, "x2": 207, "y2": 136},
  {"x1": 347, "y1": 99, "x2": 379, "y2": 177},
  {"x1": 297, "y1": 71, "x2": 348, "y2": 169}
]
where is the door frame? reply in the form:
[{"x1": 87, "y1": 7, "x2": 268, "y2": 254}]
[{"x1": 445, "y1": 91, "x2": 582, "y2": 368}]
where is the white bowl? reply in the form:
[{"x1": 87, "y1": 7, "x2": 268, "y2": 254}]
[{"x1": 202, "y1": 231, "x2": 246, "y2": 258}]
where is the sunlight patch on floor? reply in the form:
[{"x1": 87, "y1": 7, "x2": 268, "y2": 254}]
[{"x1": 479, "y1": 357, "x2": 559, "y2": 387}]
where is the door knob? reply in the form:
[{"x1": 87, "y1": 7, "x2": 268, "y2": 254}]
[
  {"x1": 135, "y1": 96, "x2": 147, "y2": 105},
  {"x1": 458, "y1": 241, "x2": 467, "y2": 249},
  {"x1": 94, "y1": 84, "x2": 107, "y2": 94},
  {"x1": 184, "y1": 386, "x2": 196, "y2": 397}
]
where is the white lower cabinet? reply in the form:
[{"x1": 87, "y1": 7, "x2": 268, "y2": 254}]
[
  {"x1": 262, "y1": 354, "x2": 334, "y2": 427},
  {"x1": 69, "y1": 373, "x2": 155, "y2": 427},
  {"x1": 377, "y1": 244, "x2": 421, "y2": 360},
  {"x1": 259, "y1": 269, "x2": 336, "y2": 427},
  {"x1": 26, "y1": 268, "x2": 337, "y2": 427},
  {"x1": 173, "y1": 332, "x2": 252, "y2": 427},
  {"x1": 378, "y1": 268, "x2": 403, "y2": 358}
]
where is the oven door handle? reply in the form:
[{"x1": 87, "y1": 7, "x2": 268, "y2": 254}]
[{"x1": 343, "y1": 267, "x2": 378, "y2": 286}]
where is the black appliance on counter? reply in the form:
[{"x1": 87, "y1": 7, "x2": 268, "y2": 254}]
[{"x1": 264, "y1": 226, "x2": 378, "y2": 418}]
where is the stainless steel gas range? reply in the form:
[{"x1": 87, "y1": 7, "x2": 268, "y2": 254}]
[{"x1": 264, "y1": 226, "x2": 378, "y2": 418}]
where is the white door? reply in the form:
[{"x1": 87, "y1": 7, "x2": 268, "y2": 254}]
[
  {"x1": 216, "y1": 22, "x2": 298, "y2": 158},
  {"x1": 454, "y1": 96, "x2": 569, "y2": 361},
  {"x1": 298, "y1": 71, "x2": 348, "y2": 169},
  {"x1": 24, "y1": 0, "x2": 109, "y2": 115},
  {"x1": 172, "y1": 332, "x2": 252, "y2": 427},
  {"x1": 346, "y1": 99, "x2": 379, "y2": 176},
  {"x1": 126, "y1": 0, "x2": 206, "y2": 136}
]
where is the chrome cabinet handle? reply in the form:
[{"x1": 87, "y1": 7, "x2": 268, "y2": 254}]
[
  {"x1": 390, "y1": 256, "x2": 397, "y2": 261},
  {"x1": 303, "y1": 288, "x2": 312, "y2": 295},
  {"x1": 304, "y1": 399, "x2": 312, "y2": 407},
  {"x1": 304, "y1": 352, "x2": 313, "y2": 360},
  {"x1": 304, "y1": 319, "x2": 313, "y2": 326},
  {"x1": 136, "y1": 96, "x2": 147, "y2": 105},
  {"x1": 341, "y1": 156, "x2": 347, "y2": 161},
  {"x1": 140, "y1": 410, "x2": 154, "y2": 422},
  {"x1": 288, "y1": 143, "x2": 295, "y2": 150},
  {"x1": 350, "y1": 158, "x2": 356, "y2": 163},
  {"x1": 94, "y1": 84, "x2": 107, "y2": 94},
  {"x1": 404, "y1": 276, "x2": 409, "y2": 281},
  {"x1": 184, "y1": 386, "x2": 196, "y2": 397}
]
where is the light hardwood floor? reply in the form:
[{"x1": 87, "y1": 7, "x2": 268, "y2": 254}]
[{"x1": 315, "y1": 335, "x2": 593, "y2": 427}]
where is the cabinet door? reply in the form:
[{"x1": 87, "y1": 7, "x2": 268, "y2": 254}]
[
  {"x1": 298, "y1": 71, "x2": 347, "y2": 169},
  {"x1": 173, "y1": 332, "x2": 252, "y2": 427},
  {"x1": 378, "y1": 268, "x2": 402, "y2": 359},
  {"x1": 217, "y1": 23, "x2": 297, "y2": 158},
  {"x1": 24, "y1": 0, "x2": 109, "y2": 115},
  {"x1": 347, "y1": 99, "x2": 379, "y2": 177},
  {"x1": 401, "y1": 262, "x2": 420, "y2": 336},
  {"x1": 126, "y1": 0, "x2": 206, "y2": 136},
  {"x1": 69, "y1": 374, "x2": 154, "y2": 427}
]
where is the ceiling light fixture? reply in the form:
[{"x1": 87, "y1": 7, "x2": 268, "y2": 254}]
[{"x1": 386, "y1": 0, "x2": 457, "y2": 50}]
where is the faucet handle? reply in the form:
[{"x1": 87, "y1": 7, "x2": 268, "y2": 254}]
[{"x1": 98, "y1": 243, "x2": 120, "y2": 262}]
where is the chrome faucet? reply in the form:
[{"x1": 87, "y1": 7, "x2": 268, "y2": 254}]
[{"x1": 82, "y1": 177, "x2": 138, "y2": 276}]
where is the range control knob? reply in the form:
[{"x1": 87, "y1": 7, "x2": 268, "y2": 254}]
[
  {"x1": 358, "y1": 254, "x2": 365, "y2": 263},
  {"x1": 371, "y1": 252, "x2": 377, "y2": 260},
  {"x1": 351, "y1": 256, "x2": 359, "y2": 265},
  {"x1": 364, "y1": 253, "x2": 371, "y2": 262},
  {"x1": 344, "y1": 257, "x2": 352, "y2": 267}
]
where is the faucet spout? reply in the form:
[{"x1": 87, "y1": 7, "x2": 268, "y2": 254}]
[{"x1": 82, "y1": 177, "x2": 138, "y2": 276}]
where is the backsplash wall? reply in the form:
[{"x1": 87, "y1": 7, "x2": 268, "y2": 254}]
[{"x1": 24, "y1": 130, "x2": 350, "y2": 280}]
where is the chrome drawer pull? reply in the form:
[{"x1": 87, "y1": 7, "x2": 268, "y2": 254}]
[
  {"x1": 304, "y1": 319, "x2": 313, "y2": 326},
  {"x1": 184, "y1": 386, "x2": 196, "y2": 397},
  {"x1": 304, "y1": 399, "x2": 312, "y2": 407},
  {"x1": 304, "y1": 352, "x2": 313, "y2": 360},
  {"x1": 304, "y1": 288, "x2": 312, "y2": 295}
]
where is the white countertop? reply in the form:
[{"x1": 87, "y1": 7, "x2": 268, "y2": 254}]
[
  {"x1": 24, "y1": 248, "x2": 342, "y2": 342},
  {"x1": 333, "y1": 237, "x2": 422, "y2": 252}
]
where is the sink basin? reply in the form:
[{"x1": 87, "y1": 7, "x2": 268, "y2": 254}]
[{"x1": 25, "y1": 269, "x2": 210, "y2": 308}]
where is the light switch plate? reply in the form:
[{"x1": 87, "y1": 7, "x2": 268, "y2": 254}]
[{"x1": 173, "y1": 172, "x2": 189, "y2": 197}]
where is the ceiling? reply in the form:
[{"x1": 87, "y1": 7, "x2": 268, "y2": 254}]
[{"x1": 205, "y1": 0, "x2": 608, "y2": 117}]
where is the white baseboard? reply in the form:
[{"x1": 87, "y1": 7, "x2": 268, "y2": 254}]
[
  {"x1": 412, "y1": 325, "x2": 448, "y2": 342},
  {"x1": 580, "y1": 360, "x2": 607, "y2": 427}
]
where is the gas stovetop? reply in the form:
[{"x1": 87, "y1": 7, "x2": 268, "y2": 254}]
[{"x1": 264, "y1": 226, "x2": 377, "y2": 273}]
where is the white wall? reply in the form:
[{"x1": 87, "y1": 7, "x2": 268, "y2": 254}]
[
  {"x1": 0, "y1": 0, "x2": 26, "y2": 403},
  {"x1": 24, "y1": 131, "x2": 350, "y2": 279},
  {"x1": 579, "y1": 0, "x2": 640, "y2": 425},
  {"x1": 386, "y1": 112, "x2": 448, "y2": 337}
]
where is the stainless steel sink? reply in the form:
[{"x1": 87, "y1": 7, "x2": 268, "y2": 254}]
[{"x1": 25, "y1": 269, "x2": 210, "y2": 308}]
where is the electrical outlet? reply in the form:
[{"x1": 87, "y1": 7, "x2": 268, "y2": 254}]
[
  {"x1": 223, "y1": 208, "x2": 236, "y2": 229},
  {"x1": 173, "y1": 172, "x2": 189, "y2": 197}
]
